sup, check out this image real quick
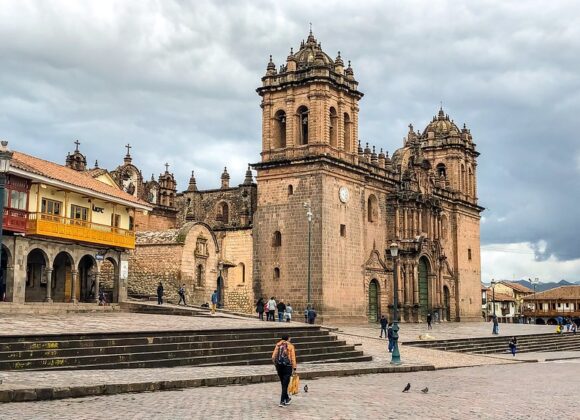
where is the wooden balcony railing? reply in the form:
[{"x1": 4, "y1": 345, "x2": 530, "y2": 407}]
[
  {"x1": 522, "y1": 308, "x2": 580, "y2": 318},
  {"x1": 3, "y1": 208, "x2": 28, "y2": 233},
  {"x1": 27, "y1": 213, "x2": 135, "y2": 249}
]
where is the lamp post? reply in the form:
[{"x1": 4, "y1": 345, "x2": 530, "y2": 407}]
[
  {"x1": 490, "y1": 279, "x2": 496, "y2": 318},
  {"x1": 389, "y1": 242, "x2": 401, "y2": 365},
  {"x1": 0, "y1": 141, "x2": 13, "y2": 302},
  {"x1": 532, "y1": 277, "x2": 539, "y2": 324},
  {"x1": 304, "y1": 202, "x2": 313, "y2": 310}
]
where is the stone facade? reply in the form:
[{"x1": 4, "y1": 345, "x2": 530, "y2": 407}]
[{"x1": 252, "y1": 31, "x2": 483, "y2": 323}]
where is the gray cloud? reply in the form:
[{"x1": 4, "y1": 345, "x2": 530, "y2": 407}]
[{"x1": 1, "y1": 1, "x2": 579, "y2": 271}]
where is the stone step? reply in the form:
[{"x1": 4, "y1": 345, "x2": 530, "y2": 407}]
[
  {"x1": 425, "y1": 336, "x2": 580, "y2": 352},
  {"x1": 0, "y1": 332, "x2": 335, "y2": 352},
  {"x1": 0, "y1": 327, "x2": 322, "y2": 345},
  {"x1": 9, "y1": 347, "x2": 366, "y2": 371},
  {"x1": 0, "y1": 338, "x2": 344, "y2": 360}
]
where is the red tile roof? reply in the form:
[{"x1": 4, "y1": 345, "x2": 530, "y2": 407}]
[
  {"x1": 524, "y1": 286, "x2": 580, "y2": 300},
  {"x1": 499, "y1": 281, "x2": 534, "y2": 294},
  {"x1": 11, "y1": 151, "x2": 150, "y2": 208}
]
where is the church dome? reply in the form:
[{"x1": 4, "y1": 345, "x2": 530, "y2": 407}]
[
  {"x1": 422, "y1": 107, "x2": 460, "y2": 137},
  {"x1": 291, "y1": 30, "x2": 334, "y2": 69}
]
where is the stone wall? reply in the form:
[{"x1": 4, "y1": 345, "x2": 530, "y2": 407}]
[
  {"x1": 128, "y1": 243, "x2": 183, "y2": 302},
  {"x1": 134, "y1": 208, "x2": 177, "y2": 232}
]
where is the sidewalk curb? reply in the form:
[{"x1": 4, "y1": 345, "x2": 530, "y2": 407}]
[{"x1": 0, "y1": 364, "x2": 434, "y2": 403}]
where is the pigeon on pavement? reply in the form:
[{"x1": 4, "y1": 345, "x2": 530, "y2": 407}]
[
  {"x1": 421, "y1": 387, "x2": 429, "y2": 394},
  {"x1": 304, "y1": 384, "x2": 309, "y2": 393},
  {"x1": 402, "y1": 383, "x2": 411, "y2": 393}
]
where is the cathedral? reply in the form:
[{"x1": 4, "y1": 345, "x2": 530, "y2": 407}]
[
  {"x1": 71, "y1": 31, "x2": 482, "y2": 323},
  {"x1": 251, "y1": 31, "x2": 483, "y2": 323}
]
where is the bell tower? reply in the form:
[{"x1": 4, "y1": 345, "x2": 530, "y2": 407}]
[{"x1": 256, "y1": 30, "x2": 363, "y2": 163}]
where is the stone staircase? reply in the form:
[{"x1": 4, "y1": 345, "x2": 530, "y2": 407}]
[
  {"x1": 404, "y1": 333, "x2": 580, "y2": 355},
  {"x1": 120, "y1": 301, "x2": 213, "y2": 317},
  {"x1": 0, "y1": 326, "x2": 371, "y2": 371}
]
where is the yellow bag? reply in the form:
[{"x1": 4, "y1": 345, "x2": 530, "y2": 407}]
[{"x1": 288, "y1": 373, "x2": 300, "y2": 395}]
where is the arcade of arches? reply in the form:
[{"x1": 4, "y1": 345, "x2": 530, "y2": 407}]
[{"x1": 1, "y1": 236, "x2": 125, "y2": 304}]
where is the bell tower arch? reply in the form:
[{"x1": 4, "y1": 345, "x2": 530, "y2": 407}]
[{"x1": 257, "y1": 30, "x2": 363, "y2": 163}]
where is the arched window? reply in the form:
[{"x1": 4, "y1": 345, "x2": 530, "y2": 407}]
[
  {"x1": 344, "y1": 113, "x2": 352, "y2": 152},
  {"x1": 297, "y1": 106, "x2": 309, "y2": 145},
  {"x1": 238, "y1": 262, "x2": 246, "y2": 284},
  {"x1": 273, "y1": 110, "x2": 286, "y2": 149},
  {"x1": 217, "y1": 202, "x2": 229, "y2": 223},
  {"x1": 436, "y1": 163, "x2": 447, "y2": 178},
  {"x1": 288, "y1": 185, "x2": 294, "y2": 196},
  {"x1": 329, "y1": 107, "x2": 338, "y2": 147},
  {"x1": 274, "y1": 267, "x2": 280, "y2": 280},
  {"x1": 460, "y1": 164, "x2": 466, "y2": 192},
  {"x1": 272, "y1": 231, "x2": 282, "y2": 247},
  {"x1": 468, "y1": 166, "x2": 474, "y2": 196},
  {"x1": 367, "y1": 194, "x2": 378, "y2": 223},
  {"x1": 196, "y1": 264, "x2": 204, "y2": 287}
]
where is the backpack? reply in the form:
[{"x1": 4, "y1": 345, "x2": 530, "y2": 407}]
[{"x1": 276, "y1": 342, "x2": 292, "y2": 366}]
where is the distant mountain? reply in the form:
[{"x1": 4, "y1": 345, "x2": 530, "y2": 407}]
[{"x1": 512, "y1": 279, "x2": 578, "y2": 292}]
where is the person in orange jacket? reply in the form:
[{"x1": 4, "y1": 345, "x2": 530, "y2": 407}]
[{"x1": 272, "y1": 333, "x2": 297, "y2": 407}]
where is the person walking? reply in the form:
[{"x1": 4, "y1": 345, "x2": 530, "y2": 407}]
[
  {"x1": 267, "y1": 297, "x2": 277, "y2": 321},
  {"x1": 379, "y1": 315, "x2": 388, "y2": 338},
  {"x1": 177, "y1": 284, "x2": 186, "y2": 306},
  {"x1": 427, "y1": 313, "x2": 433, "y2": 330},
  {"x1": 307, "y1": 307, "x2": 317, "y2": 325},
  {"x1": 256, "y1": 298, "x2": 265, "y2": 321},
  {"x1": 210, "y1": 290, "x2": 218, "y2": 315},
  {"x1": 285, "y1": 303, "x2": 293, "y2": 322},
  {"x1": 272, "y1": 333, "x2": 297, "y2": 407},
  {"x1": 304, "y1": 307, "x2": 309, "y2": 323},
  {"x1": 508, "y1": 336, "x2": 517, "y2": 356},
  {"x1": 156, "y1": 282, "x2": 164, "y2": 305},
  {"x1": 387, "y1": 323, "x2": 394, "y2": 353},
  {"x1": 277, "y1": 300, "x2": 286, "y2": 322},
  {"x1": 492, "y1": 314, "x2": 499, "y2": 335}
]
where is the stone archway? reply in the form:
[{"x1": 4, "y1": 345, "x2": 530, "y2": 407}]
[
  {"x1": 98, "y1": 257, "x2": 118, "y2": 303},
  {"x1": 25, "y1": 248, "x2": 50, "y2": 302},
  {"x1": 1, "y1": 245, "x2": 12, "y2": 301},
  {"x1": 53, "y1": 251, "x2": 74, "y2": 302},
  {"x1": 78, "y1": 255, "x2": 97, "y2": 302},
  {"x1": 368, "y1": 279, "x2": 380, "y2": 322},
  {"x1": 418, "y1": 257, "x2": 431, "y2": 318}
]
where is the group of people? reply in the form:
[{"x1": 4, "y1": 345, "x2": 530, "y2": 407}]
[
  {"x1": 256, "y1": 297, "x2": 294, "y2": 322},
  {"x1": 556, "y1": 318, "x2": 577, "y2": 334},
  {"x1": 256, "y1": 298, "x2": 318, "y2": 324}
]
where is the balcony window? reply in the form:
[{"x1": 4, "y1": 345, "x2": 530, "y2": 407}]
[
  {"x1": 41, "y1": 198, "x2": 61, "y2": 217},
  {"x1": 111, "y1": 214, "x2": 121, "y2": 228},
  {"x1": 71, "y1": 205, "x2": 89, "y2": 222},
  {"x1": 10, "y1": 190, "x2": 27, "y2": 210}
]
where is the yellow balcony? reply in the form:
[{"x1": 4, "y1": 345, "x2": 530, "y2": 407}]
[{"x1": 27, "y1": 213, "x2": 135, "y2": 249}]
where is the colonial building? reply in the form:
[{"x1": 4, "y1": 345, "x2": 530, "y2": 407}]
[
  {"x1": 492, "y1": 281, "x2": 533, "y2": 322},
  {"x1": 523, "y1": 285, "x2": 580, "y2": 325},
  {"x1": 0, "y1": 141, "x2": 151, "y2": 304},
  {"x1": 251, "y1": 31, "x2": 483, "y2": 323}
]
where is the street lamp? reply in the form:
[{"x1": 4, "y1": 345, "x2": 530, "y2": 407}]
[
  {"x1": 304, "y1": 203, "x2": 313, "y2": 310},
  {"x1": 532, "y1": 277, "x2": 539, "y2": 324},
  {"x1": 0, "y1": 141, "x2": 13, "y2": 302},
  {"x1": 389, "y1": 242, "x2": 401, "y2": 365},
  {"x1": 490, "y1": 279, "x2": 497, "y2": 318}
]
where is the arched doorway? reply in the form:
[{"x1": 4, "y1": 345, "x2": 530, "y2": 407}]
[
  {"x1": 53, "y1": 252, "x2": 74, "y2": 302},
  {"x1": 368, "y1": 279, "x2": 379, "y2": 322},
  {"x1": 78, "y1": 255, "x2": 97, "y2": 302},
  {"x1": 443, "y1": 285, "x2": 451, "y2": 321},
  {"x1": 0, "y1": 245, "x2": 10, "y2": 301},
  {"x1": 25, "y1": 248, "x2": 49, "y2": 302},
  {"x1": 535, "y1": 318, "x2": 546, "y2": 325},
  {"x1": 217, "y1": 274, "x2": 224, "y2": 308},
  {"x1": 418, "y1": 257, "x2": 430, "y2": 318},
  {"x1": 98, "y1": 257, "x2": 118, "y2": 303}
]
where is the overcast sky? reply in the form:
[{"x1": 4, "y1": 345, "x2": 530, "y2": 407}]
[{"x1": 1, "y1": 1, "x2": 579, "y2": 282}]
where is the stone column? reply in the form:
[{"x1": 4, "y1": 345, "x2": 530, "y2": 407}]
[
  {"x1": 93, "y1": 264, "x2": 100, "y2": 304},
  {"x1": 413, "y1": 264, "x2": 419, "y2": 305},
  {"x1": 45, "y1": 267, "x2": 53, "y2": 303},
  {"x1": 71, "y1": 269, "x2": 78, "y2": 304}
]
